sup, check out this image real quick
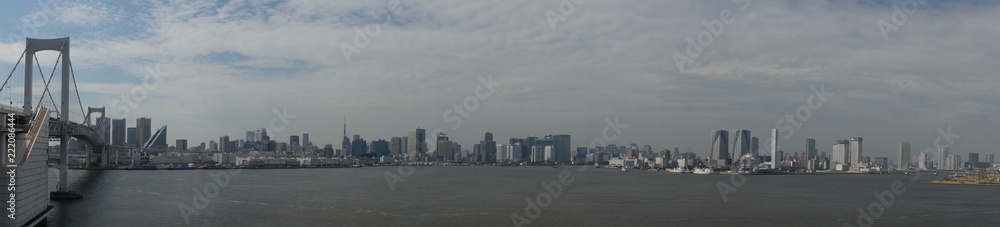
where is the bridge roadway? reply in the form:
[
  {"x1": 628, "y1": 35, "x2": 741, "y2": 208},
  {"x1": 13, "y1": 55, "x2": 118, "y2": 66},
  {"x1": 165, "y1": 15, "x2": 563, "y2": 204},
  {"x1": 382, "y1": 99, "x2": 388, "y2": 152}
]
[{"x1": 1, "y1": 104, "x2": 108, "y2": 166}]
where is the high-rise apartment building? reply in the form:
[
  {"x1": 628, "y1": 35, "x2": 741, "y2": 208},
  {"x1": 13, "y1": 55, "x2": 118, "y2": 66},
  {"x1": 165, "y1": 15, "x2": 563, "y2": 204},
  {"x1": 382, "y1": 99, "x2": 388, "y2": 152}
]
[
  {"x1": 938, "y1": 146, "x2": 949, "y2": 170},
  {"x1": 806, "y1": 138, "x2": 817, "y2": 160},
  {"x1": 898, "y1": 142, "x2": 910, "y2": 169},
  {"x1": 832, "y1": 142, "x2": 849, "y2": 166},
  {"x1": 710, "y1": 130, "x2": 729, "y2": 166},
  {"x1": 136, "y1": 117, "x2": 152, "y2": 147},
  {"x1": 176, "y1": 139, "x2": 188, "y2": 151},
  {"x1": 918, "y1": 152, "x2": 930, "y2": 170},
  {"x1": 849, "y1": 137, "x2": 863, "y2": 165},
  {"x1": 547, "y1": 134, "x2": 571, "y2": 163},
  {"x1": 407, "y1": 128, "x2": 426, "y2": 161},
  {"x1": 390, "y1": 137, "x2": 403, "y2": 156},
  {"x1": 731, "y1": 129, "x2": 751, "y2": 161}
]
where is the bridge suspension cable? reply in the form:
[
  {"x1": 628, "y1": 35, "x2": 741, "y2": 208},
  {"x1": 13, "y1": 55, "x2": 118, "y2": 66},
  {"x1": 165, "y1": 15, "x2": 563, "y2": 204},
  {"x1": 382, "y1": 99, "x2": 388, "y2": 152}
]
[
  {"x1": 1, "y1": 49, "x2": 26, "y2": 108},
  {"x1": 35, "y1": 54, "x2": 61, "y2": 114},
  {"x1": 33, "y1": 41, "x2": 66, "y2": 115},
  {"x1": 0, "y1": 49, "x2": 26, "y2": 93},
  {"x1": 69, "y1": 60, "x2": 87, "y2": 123}
]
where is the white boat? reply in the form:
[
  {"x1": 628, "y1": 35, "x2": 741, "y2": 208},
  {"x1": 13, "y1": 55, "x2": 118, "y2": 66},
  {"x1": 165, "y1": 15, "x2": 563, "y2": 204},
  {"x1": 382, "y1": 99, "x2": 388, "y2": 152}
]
[
  {"x1": 620, "y1": 166, "x2": 629, "y2": 172},
  {"x1": 666, "y1": 168, "x2": 685, "y2": 173},
  {"x1": 693, "y1": 167, "x2": 716, "y2": 174}
]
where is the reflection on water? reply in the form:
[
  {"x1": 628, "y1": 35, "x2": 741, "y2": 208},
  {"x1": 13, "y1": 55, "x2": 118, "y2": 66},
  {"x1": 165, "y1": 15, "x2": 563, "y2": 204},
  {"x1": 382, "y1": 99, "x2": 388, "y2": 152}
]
[
  {"x1": 45, "y1": 167, "x2": 1000, "y2": 226},
  {"x1": 47, "y1": 168, "x2": 101, "y2": 192}
]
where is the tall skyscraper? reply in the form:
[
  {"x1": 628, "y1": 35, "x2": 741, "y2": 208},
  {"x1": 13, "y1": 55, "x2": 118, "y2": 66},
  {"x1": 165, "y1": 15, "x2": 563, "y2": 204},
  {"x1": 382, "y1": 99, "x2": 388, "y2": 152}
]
[
  {"x1": 577, "y1": 147, "x2": 590, "y2": 162},
  {"x1": 401, "y1": 136, "x2": 409, "y2": 155},
  {"x1": 302, "y1": 133, "x2": 310, "y2": 151},
  {"x1": 111, "y1": 119, "x2": 126, "y2": 165},
  {"x1": 255, "y1": 128, "x2": 269, "y2": 143},
  {"x1": 673, "y1": 147, "x2": 680, "y2": 158},
  {"x1": 246, "y1": 131, "x2": 256, "y2": 142},
  {"x1": 547, "y1": 134, "x2": 571, "y2": 163},
  {"x1": 832, "y1": 142, "x2": 849, "y2": 165},
  {"x1": 937, "y1": 146, "x2": 949, "y2": 170},
  {"x1": 342, "y1": 118, "x2": 350, "y2": 157},
  {"x1": 176, "y1": 139, "x2": 188, "y2": 151},
  {"x1": 731, "y1": 129, "x2": 751, "y2": 161},
  {"x1": 770, "y1": 128, "x2": 778, "y2": 167},
  {"x1": 91, "y1": 117, "x2": 111, "y2": 145},
  {"x1": 136, "y1": 117, "x2": 152, "y2": 146},
  {"x1": 968, "y1": 153, "x2": 979, "y2": 167},
  {"x1": 126, "y1": 127, "x2": 136, "y2": 147},
  {"x1": 510, "y1": 137, "x2": 536, "y2": 162},
  {"x1": 351, "y1": 136, "x2": 367, "y2": 157},
  {"x1": 219, "y1": 136, "x2": 230, "y2": 153},
  {"x1": 371, "y1": 139, "x2": 390, "y2": 157},
  {"x1": 849, "y1": 137, "x2": 863, "y2": 165},
  {"x1": 984, "y1": 153, "x2": 995, "y2": 166},
  {"x1": 806, "y1": 138, "x2": 817, "y2": 160},
  {"x1": 482, "y1": 132, "x2": 499, "y2": 163},
  {"x1": 710, "y1": 130, "x2": 729, "y2": 166},
  {"x1": 918, "y1": 152, "x2": 930, "y2": 170},
  {"x1": 436, "y1": 133, "x2": 453, "y2": 161},
  {"x1": 390, "y1": 137, "x2": 403, "y2": 156},
  {"x1": 836, "y1": 139, "x2": 851, "y2": 164},
  {"x1": 751, "y1": 137, "x2": 759, "y2": 157},
  {"x1": 898, "y1": 142, "x2": 910, "y2": 169},
  {"x1": 407, "y1": 128, "x2": 426, "y2": 161},
  {"x1": 776, "y1": 150, "x2": 785, "y2": 166},
  {"x1": 290, "y1": 135, "x2": 300, "y2": 152},
  {"x1": 111, "y1": 119, "x2": 126, "y2": 147}
]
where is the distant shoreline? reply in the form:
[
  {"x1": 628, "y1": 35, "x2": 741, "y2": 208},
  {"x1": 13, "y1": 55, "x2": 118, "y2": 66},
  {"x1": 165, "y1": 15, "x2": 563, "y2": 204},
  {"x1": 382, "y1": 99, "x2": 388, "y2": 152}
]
[{"x1": 928, "y1": 179, "x2": 1000, "y2": 186}]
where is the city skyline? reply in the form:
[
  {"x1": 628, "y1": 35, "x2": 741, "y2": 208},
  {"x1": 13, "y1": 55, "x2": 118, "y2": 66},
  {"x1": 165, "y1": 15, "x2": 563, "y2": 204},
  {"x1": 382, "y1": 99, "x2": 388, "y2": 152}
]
[
  {"x1": 0, "y1": 1, "x2": 998, "y2": 160},
  {"x1": 105, "y1": 115, "x2": 980, "y2": 168}
]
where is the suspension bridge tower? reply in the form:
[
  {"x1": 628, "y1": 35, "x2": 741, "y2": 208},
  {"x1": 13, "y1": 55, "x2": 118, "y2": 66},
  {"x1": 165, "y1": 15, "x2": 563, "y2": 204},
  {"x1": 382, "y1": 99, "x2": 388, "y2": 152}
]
[{"x1": 1, "y1": 37, "x2": 104, "y2": 226}]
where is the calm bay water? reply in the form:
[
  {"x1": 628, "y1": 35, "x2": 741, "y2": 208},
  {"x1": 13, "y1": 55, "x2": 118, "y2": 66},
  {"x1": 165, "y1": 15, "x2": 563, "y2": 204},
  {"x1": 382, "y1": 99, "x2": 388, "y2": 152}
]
[{"x1": 46, "y1": 167, "x2": 999, "y2": 226}]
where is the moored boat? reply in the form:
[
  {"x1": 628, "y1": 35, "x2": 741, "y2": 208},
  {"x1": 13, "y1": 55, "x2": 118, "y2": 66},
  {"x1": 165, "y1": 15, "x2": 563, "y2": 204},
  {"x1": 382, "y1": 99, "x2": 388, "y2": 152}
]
[{"x1": 693, "y1": 167, "x2": 717, "y2": 174}]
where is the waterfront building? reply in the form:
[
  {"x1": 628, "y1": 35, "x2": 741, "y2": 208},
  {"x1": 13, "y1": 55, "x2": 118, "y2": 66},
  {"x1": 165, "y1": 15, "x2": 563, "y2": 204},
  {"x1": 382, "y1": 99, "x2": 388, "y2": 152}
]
[
  {"x1": 806, "y1": 138, "x2": 817, "y2": 160},
  {"x1": 938, "y1": 146, "x2": 949, "y2": 170},
  {"x1": 176, "y1": 139, "x2": 188, "y2": 151},
  {"x1": 136, "y1": 117, "x2": 152, "y2": 148},
  {"x1": 710, "y1": 130, "x2": 729, "y2": 166},
  {"x1": 832, "y1": 143, "x2": 849, "y2": 166},
  {"x1": 849, "y1": 137, "x2": 863, "y2": 165},
  {"x1": 898, "y1": 142, "x2": 910, "y2": 169},
  {"x1": 918, "y1": 152, "x2": 930, "y2": 170},
  {"x1": 408, "y1": 128, "x2": 426, "y2": 161},
  {"x1": 731, "y1": 129, "x2": 751, "y2": 162}
]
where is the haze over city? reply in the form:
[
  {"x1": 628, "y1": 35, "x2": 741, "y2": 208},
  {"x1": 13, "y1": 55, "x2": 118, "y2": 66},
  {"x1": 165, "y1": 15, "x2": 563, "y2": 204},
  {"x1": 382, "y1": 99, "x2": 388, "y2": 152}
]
[{"x1": 1, "y1": 0, "x2": 998, "y2": 159}]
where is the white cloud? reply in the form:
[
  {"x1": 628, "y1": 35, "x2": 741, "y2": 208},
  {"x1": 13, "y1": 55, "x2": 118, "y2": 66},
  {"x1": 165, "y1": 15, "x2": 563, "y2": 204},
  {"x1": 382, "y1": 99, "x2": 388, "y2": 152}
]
[
  {"x1": 58, "y1": 4, "x2": 106, "y2": 26},
  {"x1": 1, "y1": 0, "x2": 998, "y2": 159}
]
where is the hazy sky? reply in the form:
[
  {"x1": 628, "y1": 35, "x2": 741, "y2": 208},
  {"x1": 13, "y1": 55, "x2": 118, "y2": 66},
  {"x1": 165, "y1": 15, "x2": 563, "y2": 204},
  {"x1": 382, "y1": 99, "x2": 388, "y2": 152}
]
[{"x1": 0, "y1": 0, "x2": 998, "y2": 161}]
